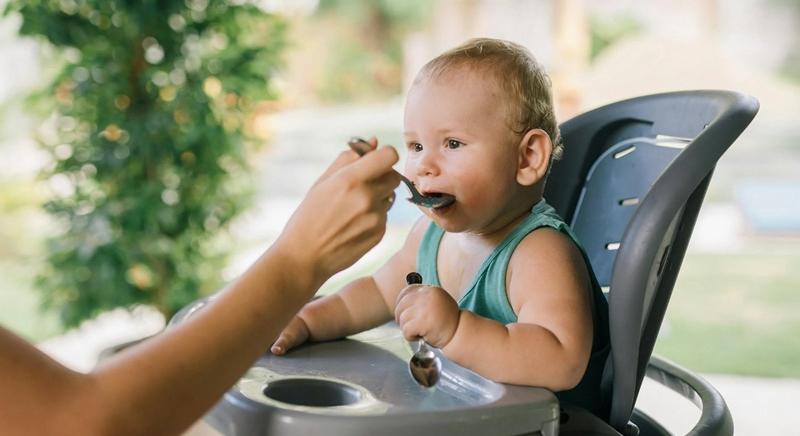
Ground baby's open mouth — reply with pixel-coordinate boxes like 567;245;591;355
421;191;456;209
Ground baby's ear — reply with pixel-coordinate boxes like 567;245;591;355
516;129;552;186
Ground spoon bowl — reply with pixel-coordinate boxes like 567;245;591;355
409;340;442;388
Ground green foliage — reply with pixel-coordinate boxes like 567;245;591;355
3;0;286;327
588;13;642;62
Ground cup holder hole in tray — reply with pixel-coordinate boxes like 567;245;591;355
262;378;364;407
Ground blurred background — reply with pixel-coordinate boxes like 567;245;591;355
1;0;798;434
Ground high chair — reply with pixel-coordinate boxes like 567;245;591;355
548;90;759;435
171;90;758;436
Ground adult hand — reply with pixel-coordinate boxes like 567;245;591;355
395;285;461;348
275;141;400;285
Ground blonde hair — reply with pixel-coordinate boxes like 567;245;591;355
415;37;563;162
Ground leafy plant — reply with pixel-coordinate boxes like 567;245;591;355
3;0;286;327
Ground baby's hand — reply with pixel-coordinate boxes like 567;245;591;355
394;285;460;348
270;315;310;355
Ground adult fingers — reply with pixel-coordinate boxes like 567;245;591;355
343;146;399;182
311;150;360;188
380;191;396;212
370;171;402;197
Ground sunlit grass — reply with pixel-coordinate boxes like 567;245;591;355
656;240;800;377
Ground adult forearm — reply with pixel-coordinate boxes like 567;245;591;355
91;245;323;436
91;147;400;434
442;311;586;390
0;327;93;436
0;245;319;436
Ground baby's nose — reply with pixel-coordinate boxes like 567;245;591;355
414;151;440;177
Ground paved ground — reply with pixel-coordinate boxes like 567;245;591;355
637;371;800;435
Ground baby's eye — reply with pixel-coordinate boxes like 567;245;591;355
446;139;464;149
408;142;423;152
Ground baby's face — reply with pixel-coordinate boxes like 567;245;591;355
403;69;522;234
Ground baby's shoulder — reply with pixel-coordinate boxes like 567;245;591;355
509;226;585;274
408;215;433;242
506;226;591;306
396;215;434;256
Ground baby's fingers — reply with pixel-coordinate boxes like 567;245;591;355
394;284;422;319
399;317;424;342
270;318;309;355
270;333;291;355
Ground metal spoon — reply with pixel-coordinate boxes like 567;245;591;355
347;137;455;209
405;272;442;388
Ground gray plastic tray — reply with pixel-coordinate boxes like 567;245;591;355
171;298;559;436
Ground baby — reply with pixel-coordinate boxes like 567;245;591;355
272;38;610;418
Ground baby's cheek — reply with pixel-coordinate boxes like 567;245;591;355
459;188;492;208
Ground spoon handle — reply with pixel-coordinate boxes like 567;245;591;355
405;272;427;352
406;272;423;285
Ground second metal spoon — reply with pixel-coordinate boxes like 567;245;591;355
404;272;442;388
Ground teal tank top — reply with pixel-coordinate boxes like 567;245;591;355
416;199;610;419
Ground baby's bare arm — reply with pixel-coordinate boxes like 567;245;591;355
270;270;392;354
298;276;392;342
275;216;431;351
442;228;594;391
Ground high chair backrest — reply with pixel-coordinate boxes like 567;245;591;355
544;90;759;433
